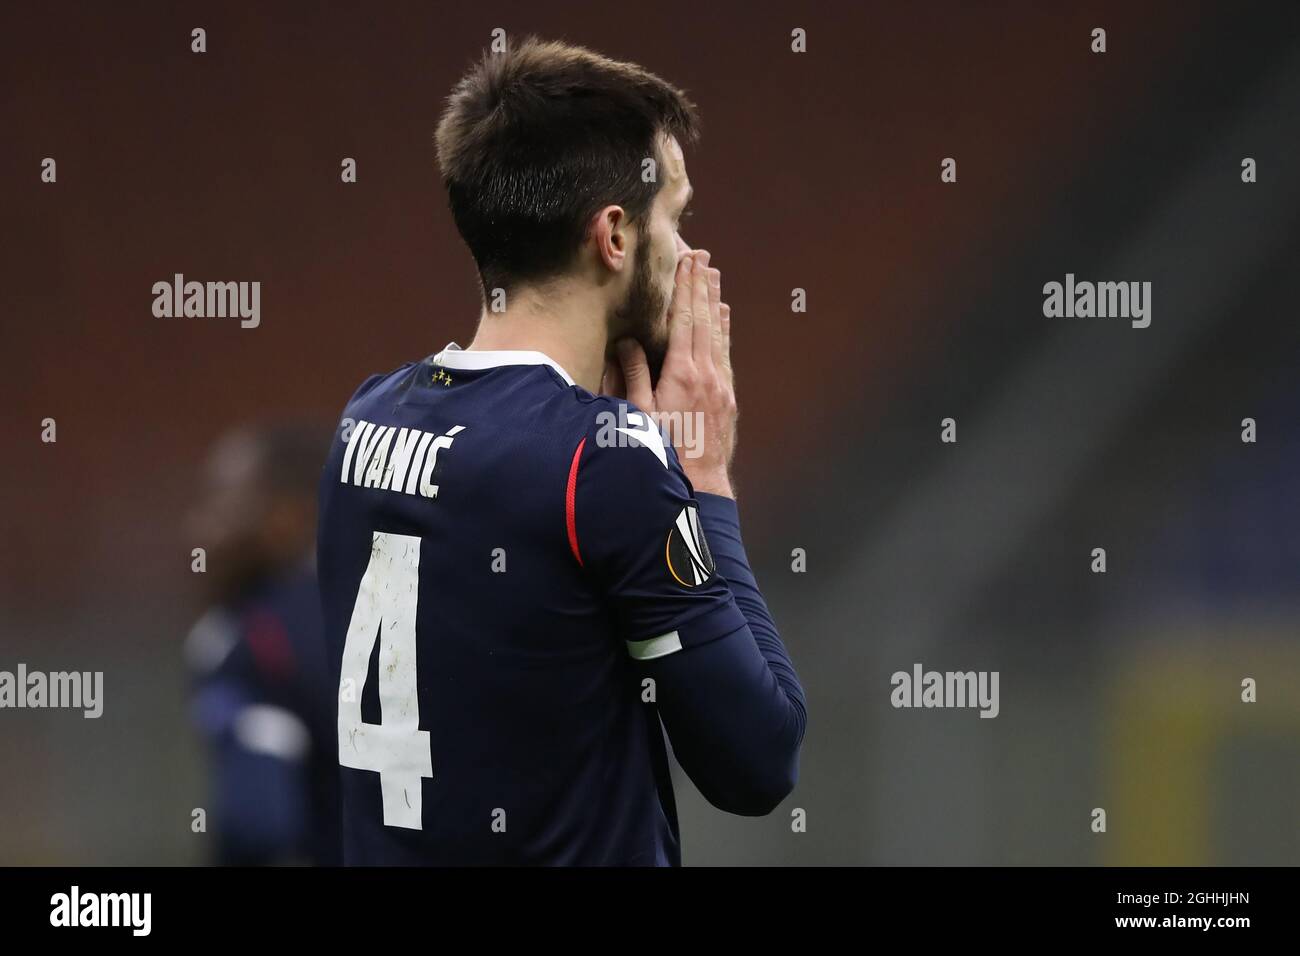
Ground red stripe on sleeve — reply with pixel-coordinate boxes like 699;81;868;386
565;437;586;567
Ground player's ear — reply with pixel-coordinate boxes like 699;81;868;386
591;204;630;274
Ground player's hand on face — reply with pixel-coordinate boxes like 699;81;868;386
615;249;737;498
600;356;626;399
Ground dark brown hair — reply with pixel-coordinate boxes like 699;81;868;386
435;37;700;296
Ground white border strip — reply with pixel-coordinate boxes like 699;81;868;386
626;630;684;661
434;343;576;386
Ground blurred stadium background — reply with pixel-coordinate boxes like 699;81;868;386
2;1;1297;864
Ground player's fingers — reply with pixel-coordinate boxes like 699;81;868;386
667;254;694;362
616;338;654;410
719;303;732;378
691;250;713;369
601;357;625;399
707;268;723;372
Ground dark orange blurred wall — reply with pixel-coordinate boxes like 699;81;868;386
1;1;1201;616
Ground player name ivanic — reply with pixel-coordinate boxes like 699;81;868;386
341;419;466;498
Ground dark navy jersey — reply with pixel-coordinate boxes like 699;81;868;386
317;344;750;865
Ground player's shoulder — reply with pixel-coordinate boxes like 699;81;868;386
565;396;703;575
572;394;686;495
340;360;424;415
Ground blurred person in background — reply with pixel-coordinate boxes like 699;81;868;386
184;423;341;865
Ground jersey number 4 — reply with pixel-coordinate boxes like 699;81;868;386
338;531;433;829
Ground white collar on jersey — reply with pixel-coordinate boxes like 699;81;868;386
432;342;577;387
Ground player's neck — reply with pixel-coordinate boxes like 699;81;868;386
466;280;607;392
